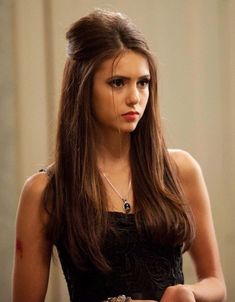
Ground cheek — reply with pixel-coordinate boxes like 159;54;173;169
92;91;115;121
93;85;113;106
141;90;149;106
138;91;149;118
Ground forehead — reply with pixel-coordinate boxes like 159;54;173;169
95;51;150;78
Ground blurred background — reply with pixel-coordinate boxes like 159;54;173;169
0;0;234;301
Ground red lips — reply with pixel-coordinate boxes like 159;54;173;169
122;111;139;116
122;111;139;121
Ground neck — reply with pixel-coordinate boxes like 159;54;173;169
95;129;131;172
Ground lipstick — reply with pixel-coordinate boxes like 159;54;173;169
122;111;139;121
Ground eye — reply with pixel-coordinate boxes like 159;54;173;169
108;78;125;88
138;78;150;88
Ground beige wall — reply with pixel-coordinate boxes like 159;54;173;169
0;1;17;301
1;0;234;301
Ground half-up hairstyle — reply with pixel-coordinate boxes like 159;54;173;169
43;9;195;272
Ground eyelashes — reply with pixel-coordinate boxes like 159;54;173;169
138;78;151;88
109;78;124;88
108;78;150;89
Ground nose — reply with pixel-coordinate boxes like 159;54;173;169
126;85;140;105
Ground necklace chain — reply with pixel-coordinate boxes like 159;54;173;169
101;172;132;213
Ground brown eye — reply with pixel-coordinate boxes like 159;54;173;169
138;79;150;88
109;78;125;88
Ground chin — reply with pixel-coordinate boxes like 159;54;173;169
121;125;138;133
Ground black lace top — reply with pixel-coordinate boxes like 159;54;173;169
56;212;184;302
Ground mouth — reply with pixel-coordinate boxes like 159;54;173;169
121;111;139;121
122;111;139;116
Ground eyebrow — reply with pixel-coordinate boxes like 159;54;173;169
107;74;151;81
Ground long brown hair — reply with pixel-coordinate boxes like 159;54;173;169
43;9;195;272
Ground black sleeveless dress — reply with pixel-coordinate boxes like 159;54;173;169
56;212;184;302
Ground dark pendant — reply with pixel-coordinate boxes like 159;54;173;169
123;199;131;214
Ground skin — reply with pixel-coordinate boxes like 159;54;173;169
12;51;226;302
92;51;150;135
92;51;150;211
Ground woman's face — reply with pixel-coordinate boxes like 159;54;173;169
92;50;150;134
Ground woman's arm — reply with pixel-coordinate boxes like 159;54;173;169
12;173;52;302
161;150;227;302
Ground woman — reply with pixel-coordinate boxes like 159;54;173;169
12;9;226;302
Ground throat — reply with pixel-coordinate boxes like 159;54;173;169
95;133;131;164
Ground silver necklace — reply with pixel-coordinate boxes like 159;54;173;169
101;172;132;214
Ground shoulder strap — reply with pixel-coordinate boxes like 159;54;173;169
39;168;52;177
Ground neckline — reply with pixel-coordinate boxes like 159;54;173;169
107;211;135;216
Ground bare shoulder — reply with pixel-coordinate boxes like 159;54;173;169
17;171;51;225
23;171;49;192
168;148;200;170
13;171;53;301
168;149;202;187
21;171;50;203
